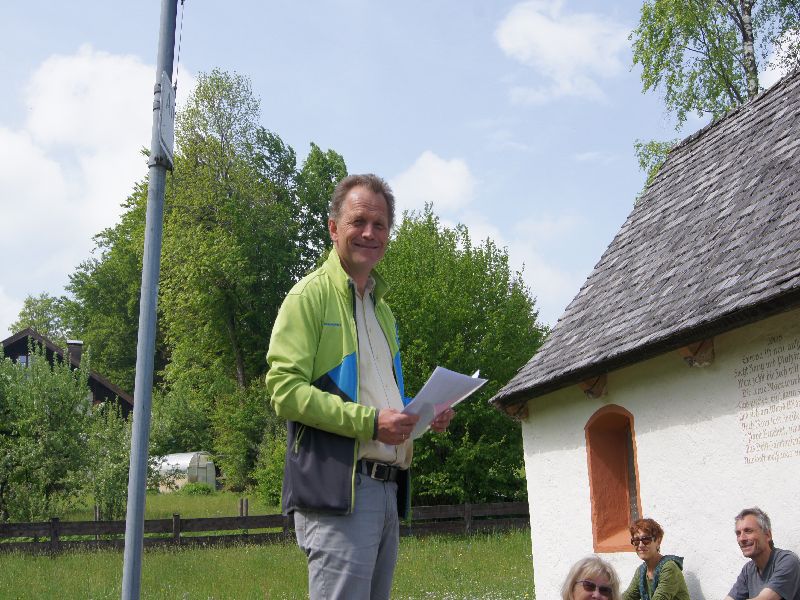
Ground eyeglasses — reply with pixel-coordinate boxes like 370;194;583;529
576;580;612;597
630;535;654;546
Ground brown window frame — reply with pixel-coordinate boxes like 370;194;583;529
584;404;642;552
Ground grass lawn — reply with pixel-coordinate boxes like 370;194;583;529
64;490;278;521
0;530;534;599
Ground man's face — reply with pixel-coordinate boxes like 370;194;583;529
329;185;390;281
735;514;772;561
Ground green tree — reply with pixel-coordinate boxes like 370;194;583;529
766;2;800;72
149;387;215;457
161;70;305;395
630;1;799;194
379;207;544;504
8;293;72;346
211;384;274;491
294;143;348;273
65;180;153;394
633;138;680;197
55;68;348;488
86;405;131;521
0;344;92;522
252;420;286;508
631;0;799;128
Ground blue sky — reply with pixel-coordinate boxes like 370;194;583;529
3;1;780;338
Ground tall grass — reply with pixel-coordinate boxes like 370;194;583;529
0;530;534;599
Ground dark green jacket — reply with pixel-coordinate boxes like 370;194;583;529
623;555;691;600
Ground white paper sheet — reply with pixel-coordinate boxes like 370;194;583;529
402;366;487;439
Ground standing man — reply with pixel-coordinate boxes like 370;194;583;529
266;174;454;600
725;507;800;600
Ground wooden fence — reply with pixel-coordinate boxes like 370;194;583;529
0;501;529;555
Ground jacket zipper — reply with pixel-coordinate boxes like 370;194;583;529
293;424;305;454
348;280;359;513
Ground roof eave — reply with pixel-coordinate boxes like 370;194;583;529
491;287;800;412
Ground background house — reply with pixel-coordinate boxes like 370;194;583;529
1;328;134;417
492;69;800;598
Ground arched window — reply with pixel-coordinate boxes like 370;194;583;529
585;405;641;552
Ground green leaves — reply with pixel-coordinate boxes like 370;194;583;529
631;0;800;130
380;207;545;504
8;293;72;347
0;343;91;521
631;0;749;128
633;137;680;197
86;404;131;521
161;70;344;395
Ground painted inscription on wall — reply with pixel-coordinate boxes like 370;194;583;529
735;334;800;464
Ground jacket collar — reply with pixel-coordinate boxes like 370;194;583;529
324;248;389;301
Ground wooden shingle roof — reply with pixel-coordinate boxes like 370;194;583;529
493;69;800;412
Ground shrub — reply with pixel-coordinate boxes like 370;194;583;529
180;482;215;496
0;344;92;522
87;404;131;521
253;424;286;507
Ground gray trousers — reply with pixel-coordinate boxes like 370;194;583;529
294;473;399;600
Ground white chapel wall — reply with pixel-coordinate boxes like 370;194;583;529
521;307;800;599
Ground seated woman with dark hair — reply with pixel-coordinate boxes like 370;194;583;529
623;518;690;600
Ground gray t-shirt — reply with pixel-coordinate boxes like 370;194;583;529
729;548;800;600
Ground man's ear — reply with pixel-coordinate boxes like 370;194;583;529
328;218;338;242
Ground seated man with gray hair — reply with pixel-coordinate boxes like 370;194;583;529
725;507;800;600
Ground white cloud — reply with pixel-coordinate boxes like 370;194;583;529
515;214;582;242
390;152;587;325
487;128;532;152
26;44;152;149
573;150;617;165
0;46;161;334
509;214;587;325
390;151;477;216
467;117;532;153
495;0;630;104
0;127;72;229
0;286;23;339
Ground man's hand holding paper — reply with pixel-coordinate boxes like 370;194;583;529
402;366;488;439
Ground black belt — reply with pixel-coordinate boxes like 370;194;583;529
358;459;401;482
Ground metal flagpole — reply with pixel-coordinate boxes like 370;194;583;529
121;0;178;597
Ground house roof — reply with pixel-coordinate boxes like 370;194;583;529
1;328;134;411
492;69;800;411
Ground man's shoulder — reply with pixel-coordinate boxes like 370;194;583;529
738;557;757;579
773;547;800;568
288;265;329;297
288;251;349;298
738;548;800;581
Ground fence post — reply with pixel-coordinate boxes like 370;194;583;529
94;505;101;542
238;498;243;517
172;513;181;544
464;503;472;535
283;515;292;538
244;498;249;517
49;517;60;554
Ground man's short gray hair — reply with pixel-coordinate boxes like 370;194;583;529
329;174;395;229
735;507;774;548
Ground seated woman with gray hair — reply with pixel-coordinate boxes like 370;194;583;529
561;555;621;600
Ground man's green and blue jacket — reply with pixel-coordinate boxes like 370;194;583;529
266;250;411;517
